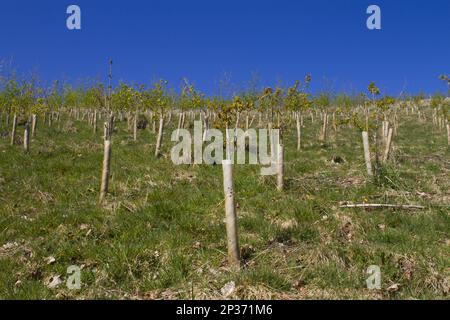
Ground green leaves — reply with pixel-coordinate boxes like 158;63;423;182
111;82;137;112
179;81;204;112
150;79;173;114
375;96;396;112
285;80;311;112
314;93;330;110
367;81;380;96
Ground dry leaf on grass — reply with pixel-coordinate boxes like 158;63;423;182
387;283;400;292
0;242;19;257
44;256;56;265
45;275;62;289
220;281;236;298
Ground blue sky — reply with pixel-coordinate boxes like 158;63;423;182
0;0;449;96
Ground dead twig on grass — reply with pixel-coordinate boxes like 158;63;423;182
339;202;425;210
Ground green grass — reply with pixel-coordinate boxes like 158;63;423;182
0;114;449;299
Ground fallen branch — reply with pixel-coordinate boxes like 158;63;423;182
339;203;425;210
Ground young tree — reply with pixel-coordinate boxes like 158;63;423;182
284;80;311;150
148;80;172;157
314;92;330;143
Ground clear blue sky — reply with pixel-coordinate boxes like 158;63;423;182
1;0;449;96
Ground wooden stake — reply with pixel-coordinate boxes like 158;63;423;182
296;113;301;151
99;123;112;203
222;159;240;268
108;114;115;137
23;122;30;152
362;131;373;176
155;115;164;157
203;113;209;142
332;112;337;133
339;203;425;210
127;112;132;132
31;114;37;138
133;111;138;141
10;114;17;146
277;144;284;191
447;123;450;146
249;114;255;128
384;121;390;142
176;112;183;140
93;110;97;134
320;113;328;142
382;128;394;163
181;112;186;129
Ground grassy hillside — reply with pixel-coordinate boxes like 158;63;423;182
0;114;448;299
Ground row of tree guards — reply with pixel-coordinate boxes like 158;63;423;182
3;99;449;268
7;105;449;157
8;114;36;152
361;120;395;177
5;104;449;179
5;104;450;187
